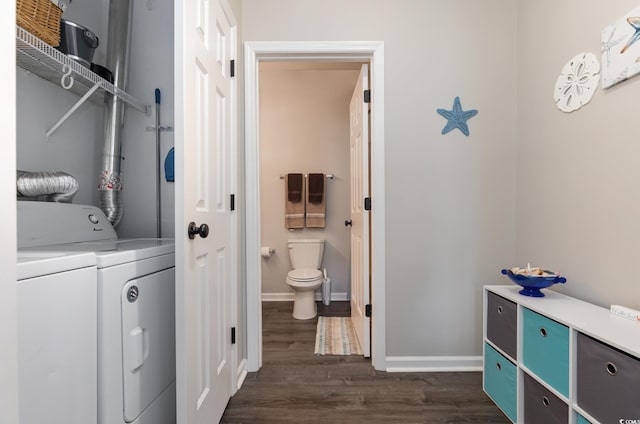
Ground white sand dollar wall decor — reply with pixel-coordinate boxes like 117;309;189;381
553;52;600;113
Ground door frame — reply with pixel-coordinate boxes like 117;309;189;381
244;41;386;371
1;5;18;420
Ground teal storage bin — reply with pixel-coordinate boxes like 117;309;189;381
522;308;569;397
484;343;517;422
577;413;591;424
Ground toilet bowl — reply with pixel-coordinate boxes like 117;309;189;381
286;269;324;319
285;239;325;320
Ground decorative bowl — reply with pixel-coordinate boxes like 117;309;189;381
501;268;566;297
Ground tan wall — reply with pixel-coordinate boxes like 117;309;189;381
244;0;518;357
259;68;359;297
516;0;640;309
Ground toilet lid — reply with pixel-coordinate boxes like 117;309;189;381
288;268;322;281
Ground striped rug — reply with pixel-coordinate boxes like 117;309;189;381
314;316;362;355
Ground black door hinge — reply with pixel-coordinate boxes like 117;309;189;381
365;304;372;317
364;197;371;211
230;194;235;211
230;60;236;78
231;327;236;344
363;89;371;103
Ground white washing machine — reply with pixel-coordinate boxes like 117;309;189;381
18;201;176;424
16;250;97;424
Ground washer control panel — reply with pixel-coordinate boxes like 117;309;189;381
18;201;118;248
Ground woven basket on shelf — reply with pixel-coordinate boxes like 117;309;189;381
16;0;62;47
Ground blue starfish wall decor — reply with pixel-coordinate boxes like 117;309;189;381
436;96;478;137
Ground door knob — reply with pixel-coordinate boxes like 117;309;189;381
344;220;352;227
188;222;210;239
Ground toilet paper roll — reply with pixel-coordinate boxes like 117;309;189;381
261;247;275;258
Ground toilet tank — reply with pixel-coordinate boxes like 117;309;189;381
287;239;325;269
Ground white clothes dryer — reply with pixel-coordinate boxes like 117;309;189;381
18;201;176;424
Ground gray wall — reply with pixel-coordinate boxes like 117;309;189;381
242;0;518;357
17;0;174;238
516;0;640;310
259;67;358;298
14;0;640;378
16;1;107;207
118;0;175;238
17;69;102;206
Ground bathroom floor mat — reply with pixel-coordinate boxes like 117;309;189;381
314;316;362;355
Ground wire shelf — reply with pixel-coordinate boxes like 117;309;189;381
16;26;149;114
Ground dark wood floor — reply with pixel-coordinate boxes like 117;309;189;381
221;301;509;423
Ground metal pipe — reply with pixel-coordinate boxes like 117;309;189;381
17;170;79;203
279;174;335;179
98;0;134;226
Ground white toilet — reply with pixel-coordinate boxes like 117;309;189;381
286;239;325;319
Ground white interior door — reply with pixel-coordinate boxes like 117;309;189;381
350;64;371;357
176;0;236;422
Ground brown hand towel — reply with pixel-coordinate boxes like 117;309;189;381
287;173;303;202
306;173;326;228
307;173;324;204
285;173;305;229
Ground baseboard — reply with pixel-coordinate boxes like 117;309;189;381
385;356;482;372
236;358;248;391
320;292;348;302
261;292;348;302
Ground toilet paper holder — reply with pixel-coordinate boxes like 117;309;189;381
261;247;276;257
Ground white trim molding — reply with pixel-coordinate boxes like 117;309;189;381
0;2;18;418
385;356;483;373
244;43;262;372
225;2;240;397
261;292;349;302
244;41;386;372
236;359;248;391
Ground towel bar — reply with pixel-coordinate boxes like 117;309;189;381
279;174;334;179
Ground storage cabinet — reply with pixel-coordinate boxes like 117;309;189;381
483;285;640;424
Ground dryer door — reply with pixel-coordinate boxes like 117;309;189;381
121;268;176;423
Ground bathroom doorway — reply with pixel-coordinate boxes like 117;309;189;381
244;42;386;372
258;60;361;300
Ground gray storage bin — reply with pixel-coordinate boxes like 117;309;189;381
487;292;517;359
577;332;640;424
523;372;568;424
